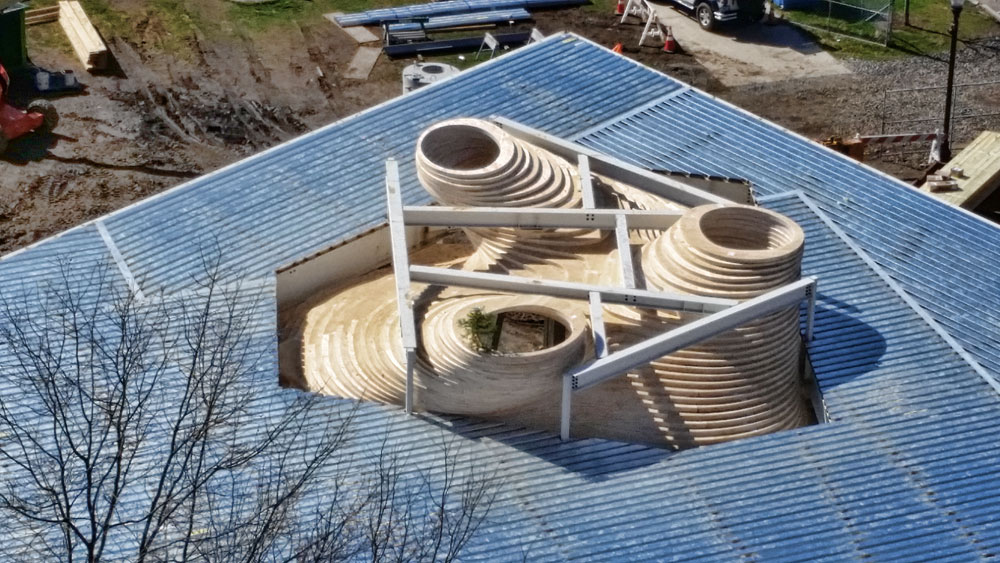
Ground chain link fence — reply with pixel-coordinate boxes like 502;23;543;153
780;0;894;46
871;80;1000;161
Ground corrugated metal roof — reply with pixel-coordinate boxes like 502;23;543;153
2;34;1000;560
96;36;682;294
335;0;585;27
388;9;531;32
574;87;1000;387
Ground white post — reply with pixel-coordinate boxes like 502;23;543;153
805;279;817;342
385;159;419;414
615;213;636;289
405;349;416;414
560;374;573;440
579;154;596;209
589;291;608;359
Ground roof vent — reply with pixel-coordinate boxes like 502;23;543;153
402;62;459;94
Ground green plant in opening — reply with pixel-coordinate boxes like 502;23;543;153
458;308;498;353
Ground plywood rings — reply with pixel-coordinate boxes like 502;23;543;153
416;296;588;414
415;118;605;265
619;203;808;447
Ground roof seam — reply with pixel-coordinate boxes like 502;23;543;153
570;86;691;141
95;220;145;300
785;191;1000;397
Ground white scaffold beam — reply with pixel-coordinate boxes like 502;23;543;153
401;206;683;230
562;291;609;440
589;291;608;359
579;154;596;209
493;117;735;207
805;280;817;342
384;159;418;413
615;213;636;289
409;265;738;314
568;277;817;391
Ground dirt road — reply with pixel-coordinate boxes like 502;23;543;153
642;1;850;86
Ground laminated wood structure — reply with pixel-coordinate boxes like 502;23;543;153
59;1;108;71
300;117;816;448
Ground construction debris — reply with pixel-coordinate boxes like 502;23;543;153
383;31;531;58
921;130;1000;208
59;1;109;71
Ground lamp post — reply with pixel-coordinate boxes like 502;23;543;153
940;0;965;163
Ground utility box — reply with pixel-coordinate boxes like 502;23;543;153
0;3;28;69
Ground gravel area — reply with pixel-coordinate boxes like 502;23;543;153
718;37;1000;177
848;38;1000;144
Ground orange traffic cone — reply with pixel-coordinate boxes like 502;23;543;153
612;42;624;53
662;26;677;53
615;0;626;15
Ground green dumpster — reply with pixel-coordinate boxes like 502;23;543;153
0;3;27;69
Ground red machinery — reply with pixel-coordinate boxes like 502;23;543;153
0;63;58;153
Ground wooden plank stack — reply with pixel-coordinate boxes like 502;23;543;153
26;6;60;26
58;1;109;70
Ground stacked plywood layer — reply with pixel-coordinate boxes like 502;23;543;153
59;1;108;70
26;6;60;26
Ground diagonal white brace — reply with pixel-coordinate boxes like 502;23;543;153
409;265;738;314
493;116;734;207
569;277;818;391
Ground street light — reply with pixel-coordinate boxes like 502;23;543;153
940;0;965;163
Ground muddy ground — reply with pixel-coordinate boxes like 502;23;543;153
1;1;997;254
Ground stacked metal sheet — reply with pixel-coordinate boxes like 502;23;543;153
386;8;531;32
336;0;585;27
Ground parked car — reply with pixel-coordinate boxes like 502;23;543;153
670;0;765;30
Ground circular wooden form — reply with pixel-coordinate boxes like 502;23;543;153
623;203;808;446
301;121;810;445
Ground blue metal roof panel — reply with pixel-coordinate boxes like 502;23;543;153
100;37;682;293
2;35;1000;560
577;90;1000;387
336;0;585;27
388;9;531;31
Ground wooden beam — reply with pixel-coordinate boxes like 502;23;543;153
59;1;109;71
26;6;60;26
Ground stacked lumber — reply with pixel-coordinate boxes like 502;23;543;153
26;6;60;26
58;1;109;71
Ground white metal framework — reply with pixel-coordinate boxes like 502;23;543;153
383;119;816;438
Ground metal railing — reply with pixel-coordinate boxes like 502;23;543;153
786;0;894;47
881;80;1000;140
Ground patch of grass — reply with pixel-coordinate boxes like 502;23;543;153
78;0;132;39
781;0;999;59
430;53;486;71
583;0;616;13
